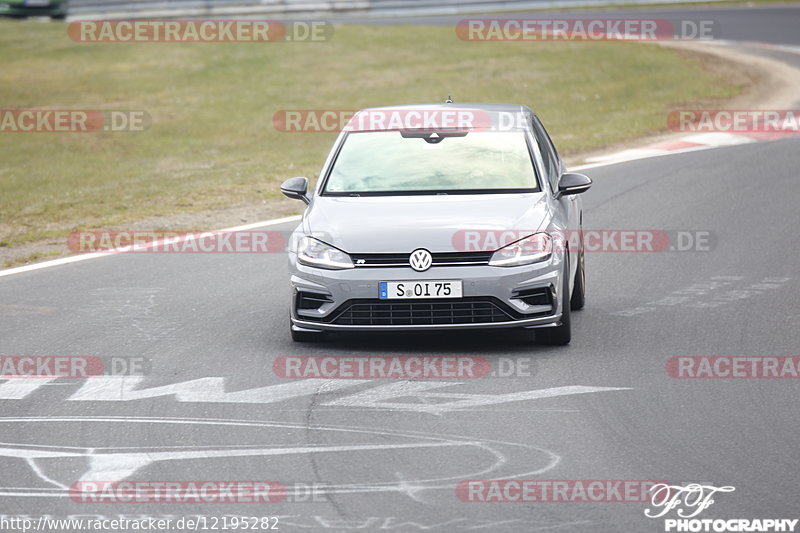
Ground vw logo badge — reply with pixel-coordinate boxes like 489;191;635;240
409;249;433;272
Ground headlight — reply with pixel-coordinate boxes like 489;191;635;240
296;236;354;270
489;233;552;267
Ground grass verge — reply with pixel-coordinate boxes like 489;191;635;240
0;19;746;261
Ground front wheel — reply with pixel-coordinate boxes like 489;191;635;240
570;247;585;310
536;261;572;346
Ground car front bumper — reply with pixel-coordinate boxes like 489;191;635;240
288;252;566;332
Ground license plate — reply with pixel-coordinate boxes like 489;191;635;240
24;0;50;6
379;280;462;300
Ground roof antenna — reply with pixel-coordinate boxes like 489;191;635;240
445;96;453;104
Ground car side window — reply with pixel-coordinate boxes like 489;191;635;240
531;116;562;193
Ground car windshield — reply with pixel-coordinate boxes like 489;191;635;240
322;130;539;195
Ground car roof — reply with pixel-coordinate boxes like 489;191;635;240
357;102;534;115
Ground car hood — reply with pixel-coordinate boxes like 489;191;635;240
304;193;550;253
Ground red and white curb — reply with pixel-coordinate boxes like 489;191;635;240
579;131;782;167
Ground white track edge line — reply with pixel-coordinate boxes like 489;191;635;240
0;215;302;278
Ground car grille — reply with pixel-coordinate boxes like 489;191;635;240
351;251;493;268
304;297;534;326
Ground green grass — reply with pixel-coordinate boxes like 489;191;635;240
0;19;744;249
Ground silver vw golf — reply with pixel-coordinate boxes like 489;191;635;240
280;102;592;344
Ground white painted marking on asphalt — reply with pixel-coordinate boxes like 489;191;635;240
0;416;562;499
6;441;479;493
324;382;632;415
67;376;368;403
77;442;471;483
0;376;633;415
0;215;301;278
26;458;69;490
81;454;152;485
0;379;57;399
59;377;630;415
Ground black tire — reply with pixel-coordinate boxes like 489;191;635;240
536;260;572;346
290;320;327;343
570;247;585;311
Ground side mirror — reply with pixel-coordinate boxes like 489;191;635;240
280;176;310;204
557;172;592;197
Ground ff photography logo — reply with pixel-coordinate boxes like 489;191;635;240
645;483;798;532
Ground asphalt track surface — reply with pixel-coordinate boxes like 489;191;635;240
1;5;800;533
